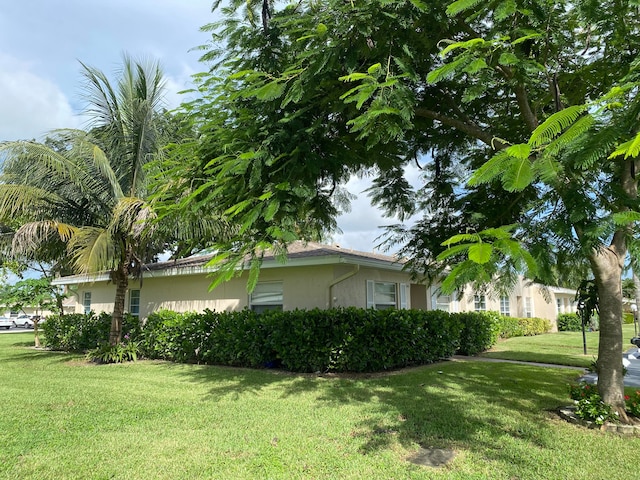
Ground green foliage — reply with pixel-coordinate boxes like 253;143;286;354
140;308;463;373
623;312;635;324
625;390;640;418
557;313;582;332
42;312;141;351
455;311;501;356
569;382;619;425
499;316;552;338
87;340;140;364
0;277;59;314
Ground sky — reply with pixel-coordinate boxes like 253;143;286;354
0;1;420;255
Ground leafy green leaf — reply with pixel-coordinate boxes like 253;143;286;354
253;81;285;101
445;0;484;17
468;243;492;264
529;105;588;147
440;38;485;57
367;63;382;74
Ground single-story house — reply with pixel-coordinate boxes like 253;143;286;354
52;242;575;329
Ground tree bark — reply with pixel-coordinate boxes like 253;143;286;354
110;267;128;346
589;247;628;421
634;272;640;322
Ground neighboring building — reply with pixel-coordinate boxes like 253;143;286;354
53;242;575;328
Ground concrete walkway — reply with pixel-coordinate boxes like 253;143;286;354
579;347;640;387
453;352;640;387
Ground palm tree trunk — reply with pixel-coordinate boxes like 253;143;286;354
110;268;128;346
634;272;640;325
590;248;628;421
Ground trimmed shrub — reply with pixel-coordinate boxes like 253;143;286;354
557;313;582;332
499;316;552;338
455;311;501;356
140;307;463;373
42;312;141;351
623;312;635;324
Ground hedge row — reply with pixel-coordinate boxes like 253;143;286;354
42;308;551;373
42;312;141;351
499;316;552;338
139;308;464;372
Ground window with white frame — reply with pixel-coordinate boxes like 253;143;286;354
83;292;92;314
474;295;486;312
250;282;283;313
129;290;141;317
366;281;408;310
556;298;562;314
500;296;510;316
524;296;533;318
435;294;451;312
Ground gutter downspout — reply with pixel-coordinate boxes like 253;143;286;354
328;265;360;308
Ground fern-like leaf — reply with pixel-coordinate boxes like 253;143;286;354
612;210;640;226
609;131;640;159
502;157;533;191
528;105;588;147
445;0;484;17
468;149;512;186
426;57;467;84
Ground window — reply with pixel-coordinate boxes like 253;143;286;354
129;290;140;317
366;281;409;310
83;292;92;315
474;295;486;312
250;282;283;313
556;298;562;314
524;296;533;318
500;296;510;316
436;295;451;312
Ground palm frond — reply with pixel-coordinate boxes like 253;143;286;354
68;227;119;274
12;221;78;256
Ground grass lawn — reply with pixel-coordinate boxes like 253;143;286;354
480;323;638;368
2;333;640;479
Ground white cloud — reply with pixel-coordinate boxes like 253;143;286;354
333;167;424;253
0;55;80;141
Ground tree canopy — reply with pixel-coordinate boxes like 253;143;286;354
168;0;640;417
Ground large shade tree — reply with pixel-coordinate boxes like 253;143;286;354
0;56;175;345
170;0;640;418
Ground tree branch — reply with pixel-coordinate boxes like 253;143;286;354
414;107;508;150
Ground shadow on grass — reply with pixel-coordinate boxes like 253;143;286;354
176;358;583;471
478;350;594;368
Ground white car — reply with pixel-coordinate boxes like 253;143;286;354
14;315;34;328
0;317;13;329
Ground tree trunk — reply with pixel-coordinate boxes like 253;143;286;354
589;248;628;421
33;316;41;348
634;272;640;325
110;267;128;346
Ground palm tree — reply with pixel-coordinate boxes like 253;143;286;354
0;55;170;345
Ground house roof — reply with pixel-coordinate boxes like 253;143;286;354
52;242;405;285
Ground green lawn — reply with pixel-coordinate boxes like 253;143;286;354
1;333;640;479
480;323;638;367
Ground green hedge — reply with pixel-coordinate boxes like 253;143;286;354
456;311;501;356
140;308;464;373
557;313;582;332
42;312;141;351
499;316;552;338
43;307;553;372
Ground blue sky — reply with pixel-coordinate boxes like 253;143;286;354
0;1;419;260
